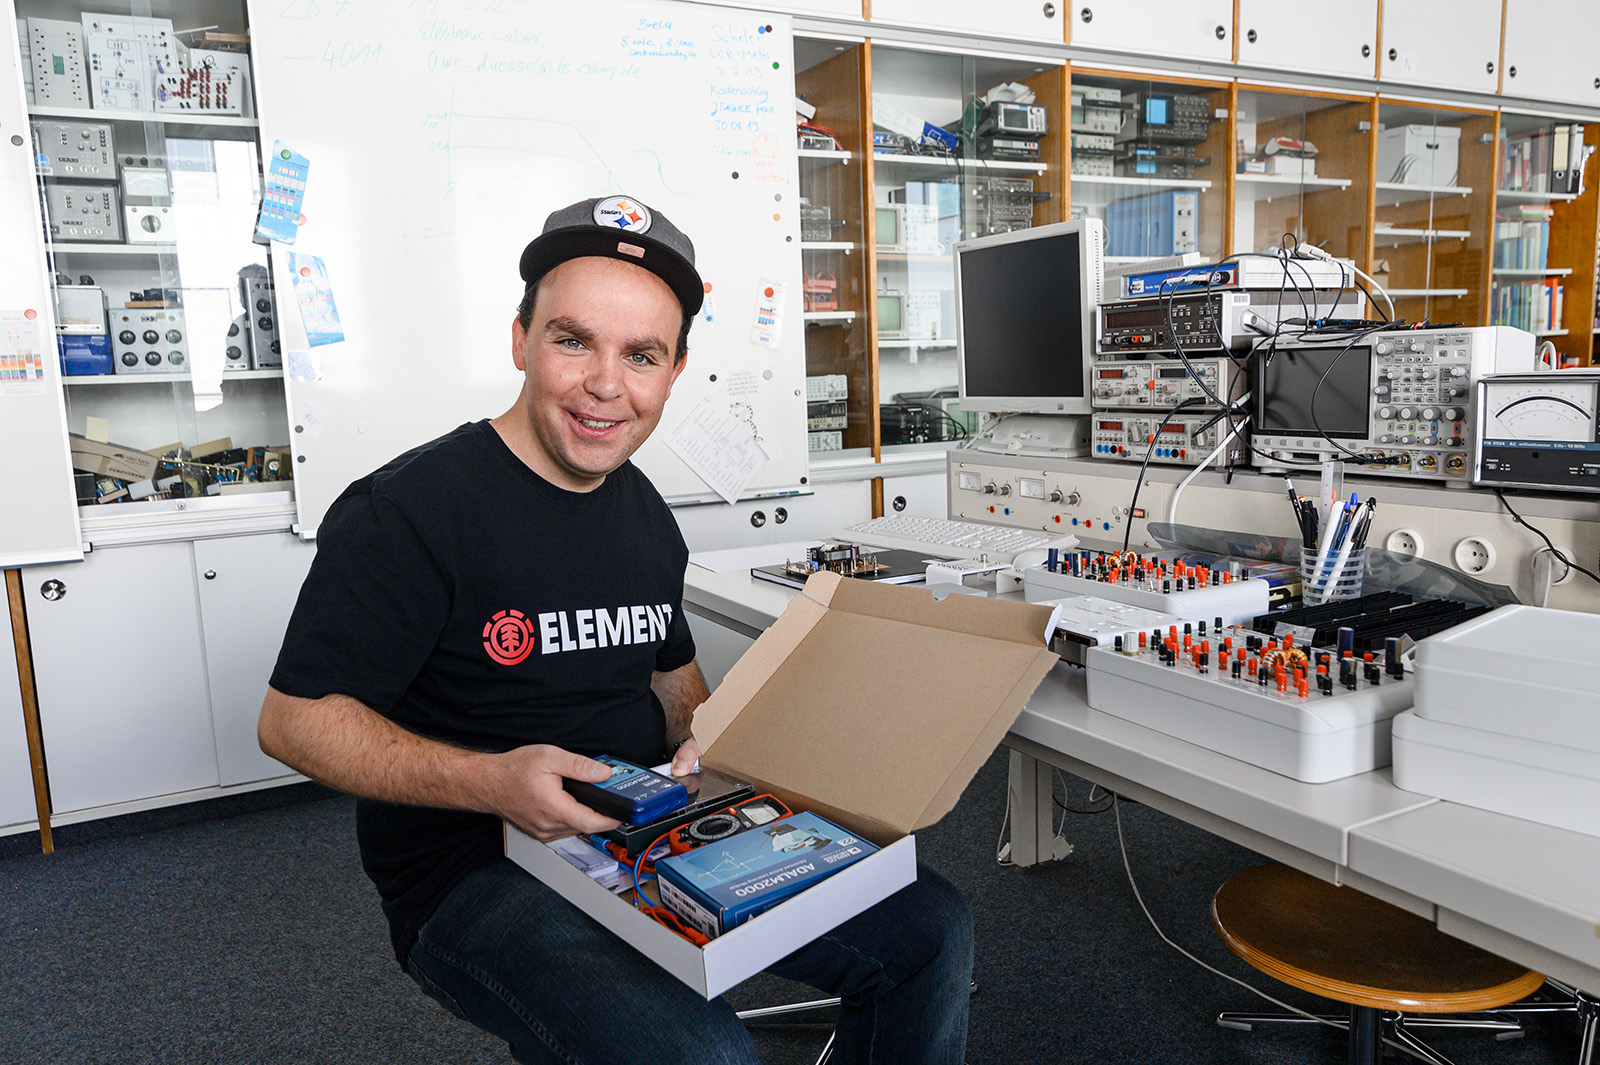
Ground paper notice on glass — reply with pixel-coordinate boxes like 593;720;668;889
0;311;48;397
666;398;770;504
749;277;785;349
287;252;345;346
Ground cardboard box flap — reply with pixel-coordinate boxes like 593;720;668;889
698;573;1059;836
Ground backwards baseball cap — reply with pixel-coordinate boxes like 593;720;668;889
519;195;704;316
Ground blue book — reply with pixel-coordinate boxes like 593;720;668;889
655;812;878;938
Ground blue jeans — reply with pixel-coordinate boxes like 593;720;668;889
406;857;973;1064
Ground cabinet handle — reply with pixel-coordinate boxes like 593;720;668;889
1486;61;1495;74
892;495;908;512
1215;25;1226;39
1508;66;1517;78
750;510;767;528
1042;2;1056;16
204;570;217;580
39;579;66;602
1362;44;1371;57
1246;28;1257;44
774;507;788;524
1388;47;1397;61
1080;7;1092;22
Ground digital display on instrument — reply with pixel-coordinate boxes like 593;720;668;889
1159;367;1187;378
1160;423;1185;433
1256;345;1372;439
1099;421;1123;430
1098;368;1125;378
1101;305;1167;329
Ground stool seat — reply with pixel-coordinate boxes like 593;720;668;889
1213;863;1544;1014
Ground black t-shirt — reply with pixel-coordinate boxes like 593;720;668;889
269;421;695;964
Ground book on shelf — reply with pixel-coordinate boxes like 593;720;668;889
1499;124;1586;196
1493;208;1552;272
1492;277;1563;333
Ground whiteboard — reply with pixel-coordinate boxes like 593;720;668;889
247;0;808;536
0;7;83;567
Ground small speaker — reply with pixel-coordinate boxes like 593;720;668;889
241;274;280;369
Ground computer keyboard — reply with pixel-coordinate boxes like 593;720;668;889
839;515;1076;562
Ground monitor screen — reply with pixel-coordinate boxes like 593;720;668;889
955;219;1103;416
1256;345;1372;439
875;205;902;246
877;292;903;333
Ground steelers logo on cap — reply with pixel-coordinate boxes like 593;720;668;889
593;196;652;233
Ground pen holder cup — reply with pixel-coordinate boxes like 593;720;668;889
1300;548;1365;606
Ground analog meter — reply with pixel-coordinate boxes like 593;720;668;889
1474;371;1600;493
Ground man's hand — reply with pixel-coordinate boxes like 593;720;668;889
670;736;702;777
490;745;622;842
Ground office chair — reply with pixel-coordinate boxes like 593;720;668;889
1211;863;1545;1065
737;978;979;1065
737;995;840;1065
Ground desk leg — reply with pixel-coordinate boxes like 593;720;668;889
1007;749;1057;868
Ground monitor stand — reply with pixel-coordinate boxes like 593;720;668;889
968;414;1090;457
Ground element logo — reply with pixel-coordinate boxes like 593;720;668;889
593;196;652;233
482;608;536;665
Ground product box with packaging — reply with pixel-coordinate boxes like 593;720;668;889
506;572;1059;998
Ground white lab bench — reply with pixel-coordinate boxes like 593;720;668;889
682;561;1600;996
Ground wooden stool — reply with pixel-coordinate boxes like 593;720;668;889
1211;863;1545;1065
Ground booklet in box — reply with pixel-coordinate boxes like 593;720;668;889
506;571;1059;999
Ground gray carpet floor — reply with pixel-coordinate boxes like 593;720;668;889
0;748;1581;1064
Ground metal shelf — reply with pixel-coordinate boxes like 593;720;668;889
1492;268;1574;278
1374;182;1474;206
1496;189;1579;203
1372;227;1472;244
803;311;857;323
63;369;284;385
798;148;852;162
1386;288;1471;298
800;241;857;252
29;104;257;129
47;242;176;257
872;153;1045;174
1233;173;1352;201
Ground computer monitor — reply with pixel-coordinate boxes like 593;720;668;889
954;218;1104;416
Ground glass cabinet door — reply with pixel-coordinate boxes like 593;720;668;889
1492;112;1596;366
1372;102;1495;329
794;37;872;457
1232;88;1374;303
20;0;291;512
1066;69;1229;270
869;45;1066;454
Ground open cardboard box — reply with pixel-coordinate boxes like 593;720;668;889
506;571;1059;999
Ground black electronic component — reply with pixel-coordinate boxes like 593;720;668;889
562;756;689;826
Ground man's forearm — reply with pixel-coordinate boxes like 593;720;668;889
651;659;710;745
259;687;500;812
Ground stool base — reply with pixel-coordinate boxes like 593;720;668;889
1217;1003;1525;1065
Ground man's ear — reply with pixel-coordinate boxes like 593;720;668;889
511;318;528;371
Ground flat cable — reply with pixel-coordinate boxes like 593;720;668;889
1111;796;1417;1057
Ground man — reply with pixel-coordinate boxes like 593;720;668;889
259;195;973;1064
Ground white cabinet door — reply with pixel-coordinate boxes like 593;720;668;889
871;0;1064;42
672;479;872;553
716;0;862;15
1069;0;1233;63
881;472;949;520
1502;0;1600;108
1379;0;1502;95
193;533;315;787
0;597;39;833
27;543;219;814
1237;0;1378;80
